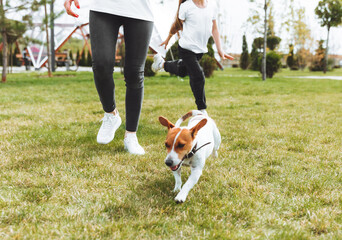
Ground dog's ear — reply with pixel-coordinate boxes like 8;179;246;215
159;116;175;129
190;119;207;139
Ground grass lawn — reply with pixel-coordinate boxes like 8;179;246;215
0;68;341;239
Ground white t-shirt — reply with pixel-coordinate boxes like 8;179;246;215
90;0;154;22
178;0;218;54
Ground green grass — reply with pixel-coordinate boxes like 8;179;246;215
0;68;341;239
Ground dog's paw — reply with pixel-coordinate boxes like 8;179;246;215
174;193;187;203
173;185;182;193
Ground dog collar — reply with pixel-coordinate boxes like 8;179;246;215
182;142;211;160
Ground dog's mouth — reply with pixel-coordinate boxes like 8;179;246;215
170;161;183;171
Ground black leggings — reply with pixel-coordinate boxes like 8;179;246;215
89;11;153;132
164;45;206;110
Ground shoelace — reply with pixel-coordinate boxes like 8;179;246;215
101;115;115;130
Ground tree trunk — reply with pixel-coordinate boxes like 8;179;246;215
50;0;55;72
44;2;52;77
262;0;267;81
1;31;7;82
324;27;330;74
1;0;7;82
10;43;13;73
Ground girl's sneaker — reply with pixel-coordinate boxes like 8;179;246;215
151;54;165;72
124;133;145;155
97;112;122;144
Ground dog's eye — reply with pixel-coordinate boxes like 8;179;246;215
177;143;185;148
165;143;170;148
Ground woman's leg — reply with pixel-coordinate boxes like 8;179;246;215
122;18;153;132
179;47;207;110
89;11;121;113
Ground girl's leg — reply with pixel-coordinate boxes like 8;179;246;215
89;11;121;113
179;47;207;110
164;60;188;77
123;18;153;132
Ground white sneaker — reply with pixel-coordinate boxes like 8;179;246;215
97;112;122;144
151;54;165;72
124;134;145;155
199;109;208;116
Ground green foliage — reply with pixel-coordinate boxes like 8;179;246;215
310;40;326;71
76;50;80;66
144;57;156;77
200;54;217;78
253;37;264;50
267;36;281;50
259;51;282;78
315;0;342;30
165;40;179;62
86;50;92;67
79;51;86;66
249;43;261;71
240;35;250;70
287;44;299;70
69;50;74;65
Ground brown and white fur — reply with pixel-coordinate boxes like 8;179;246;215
159;110;221;203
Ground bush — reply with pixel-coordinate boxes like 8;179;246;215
200;54;216;78
259;51;282;78
240;35;250;70
165;41;179;62
250;43;261;71
144;57;156;77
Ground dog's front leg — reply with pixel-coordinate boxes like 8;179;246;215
175;166;202;203
172;168;182;192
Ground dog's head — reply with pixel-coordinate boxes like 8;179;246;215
159;116;207;171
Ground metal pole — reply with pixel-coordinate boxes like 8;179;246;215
50;0;55;72
262;0;267;81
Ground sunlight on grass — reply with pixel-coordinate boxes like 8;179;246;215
0;68;341;239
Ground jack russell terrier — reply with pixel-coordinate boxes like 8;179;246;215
159;110;221;203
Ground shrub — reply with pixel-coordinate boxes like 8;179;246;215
309;40;325;71
165;41;179;62
250;43;261;71
240;35;250;70
267;36;281;50
259;51;282;78
200;54;216;78
144;57;156;77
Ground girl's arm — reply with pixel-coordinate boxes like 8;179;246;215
212;20;234;60
160;20;184;49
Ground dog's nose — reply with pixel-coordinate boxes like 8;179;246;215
165;159;173;167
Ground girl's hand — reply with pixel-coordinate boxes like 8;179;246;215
64;0;80;18
160;35;172;49
218;51;234;60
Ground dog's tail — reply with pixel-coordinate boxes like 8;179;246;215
175;110;204;127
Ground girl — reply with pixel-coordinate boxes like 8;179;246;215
152;0;234;114
64;0;154;155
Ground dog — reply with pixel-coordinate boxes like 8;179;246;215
159;110;221;203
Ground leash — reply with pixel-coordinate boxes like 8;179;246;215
182;142;211;160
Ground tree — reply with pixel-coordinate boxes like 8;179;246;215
250;42;261;71
240;35;250;70
310;40;326;71
248;0;269;81
0;0;35;82
286;44;298;70
315;0;342;73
